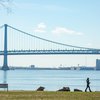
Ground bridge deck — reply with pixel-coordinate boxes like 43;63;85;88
0;49;100;55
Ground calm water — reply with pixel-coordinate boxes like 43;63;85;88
0;70;100;91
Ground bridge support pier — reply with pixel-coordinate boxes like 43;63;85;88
2;24;9;71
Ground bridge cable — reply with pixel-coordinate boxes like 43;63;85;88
7;25;99;50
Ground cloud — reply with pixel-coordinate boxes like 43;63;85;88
86;43;93;47
34;23;46;33
52;27;83;35
52;27;83;36
34;23;83;36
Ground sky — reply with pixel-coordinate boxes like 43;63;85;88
0;0;100;67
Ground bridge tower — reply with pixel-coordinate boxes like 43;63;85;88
2;24;9;71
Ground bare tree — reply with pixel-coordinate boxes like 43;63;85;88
0;0;12;13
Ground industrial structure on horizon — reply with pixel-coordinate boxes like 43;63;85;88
96;59;100;70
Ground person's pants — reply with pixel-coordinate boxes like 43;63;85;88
85;86;91;92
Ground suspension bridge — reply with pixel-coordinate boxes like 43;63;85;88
0;24;100;71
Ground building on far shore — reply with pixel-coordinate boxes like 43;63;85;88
96;59;100;70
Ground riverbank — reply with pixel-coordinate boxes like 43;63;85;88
0;91;100;100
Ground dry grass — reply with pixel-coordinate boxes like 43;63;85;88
0;91;100;100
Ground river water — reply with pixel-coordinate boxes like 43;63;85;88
0;70;100;91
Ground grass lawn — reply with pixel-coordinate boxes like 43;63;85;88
0;91;100;100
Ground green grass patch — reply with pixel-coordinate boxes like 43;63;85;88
0;91;100;100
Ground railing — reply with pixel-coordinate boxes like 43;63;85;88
0;49;100;55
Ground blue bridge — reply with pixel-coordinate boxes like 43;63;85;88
0;24;100;70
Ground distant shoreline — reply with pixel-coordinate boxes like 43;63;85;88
0;66;98;70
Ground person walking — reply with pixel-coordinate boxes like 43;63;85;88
85;77;92;92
